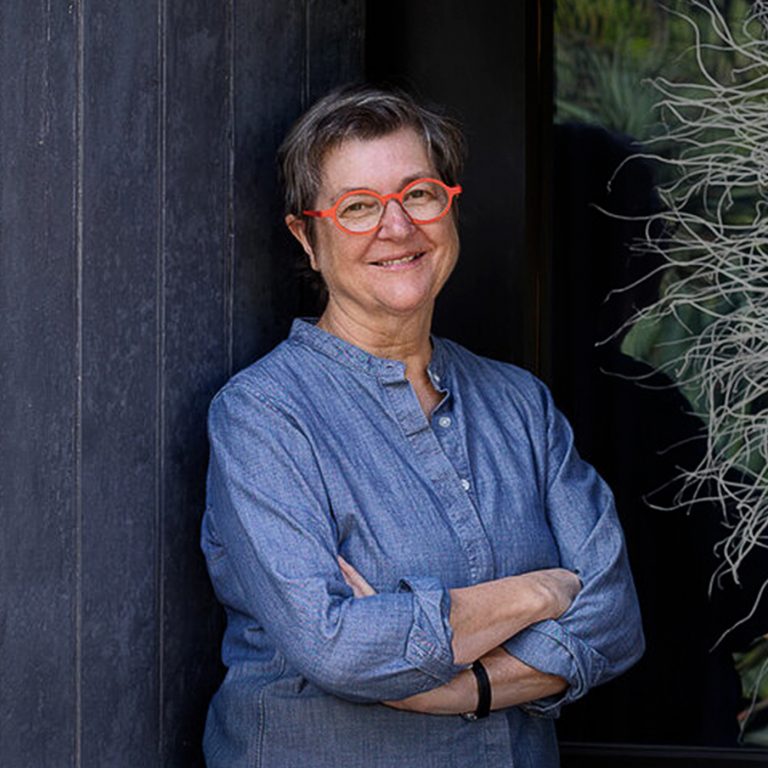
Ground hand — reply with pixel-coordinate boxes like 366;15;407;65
522;568;581;620
338;556;376;597
448;566;582;665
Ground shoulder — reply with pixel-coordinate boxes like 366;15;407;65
208;337;313;436
225;334;307;395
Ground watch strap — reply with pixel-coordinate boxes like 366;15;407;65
462;660;491;720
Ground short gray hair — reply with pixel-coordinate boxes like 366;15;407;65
278;84;466;222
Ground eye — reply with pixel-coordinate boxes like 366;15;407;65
404;187;435;202
338;195;380;220
344;201;373;213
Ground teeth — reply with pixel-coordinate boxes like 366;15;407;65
376;252;423;266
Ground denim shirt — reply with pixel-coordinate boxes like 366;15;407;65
201;318;644;768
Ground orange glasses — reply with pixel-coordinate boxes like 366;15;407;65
303;177;462;235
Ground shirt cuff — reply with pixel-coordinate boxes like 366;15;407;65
503;620;607;718
397;576;467;683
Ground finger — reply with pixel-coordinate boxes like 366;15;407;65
337;558;363;596
339;557;375;596
337;556;376;597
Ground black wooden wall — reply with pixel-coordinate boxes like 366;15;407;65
0;2;362;766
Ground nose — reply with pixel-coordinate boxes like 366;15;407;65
377;199;416;238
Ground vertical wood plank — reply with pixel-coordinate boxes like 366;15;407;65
230;0;306;371
0;2;78;765
160;1;230;764
231;0;366;372
79;0;161;763
306;0;365;101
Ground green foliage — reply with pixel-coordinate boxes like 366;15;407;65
555;0;755;140
555;0;666;56
556;0;666;139
556;44;661;139
734;636;768;745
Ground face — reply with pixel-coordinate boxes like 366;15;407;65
286;127;459;326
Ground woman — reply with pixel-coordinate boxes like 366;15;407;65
201;84;644;768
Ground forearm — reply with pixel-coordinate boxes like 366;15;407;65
448;569;579;665
333;557;578;702
483;646;567;709
385;646;567;715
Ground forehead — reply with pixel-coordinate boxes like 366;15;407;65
318;127;434;198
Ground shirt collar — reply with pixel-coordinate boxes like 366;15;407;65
289;318;446;385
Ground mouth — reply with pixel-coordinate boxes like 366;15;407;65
370;251;426;269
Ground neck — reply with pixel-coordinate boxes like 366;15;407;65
317;299;434;380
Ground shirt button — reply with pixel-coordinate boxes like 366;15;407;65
433;373;441;383
460;478;471;491
438;416;452;428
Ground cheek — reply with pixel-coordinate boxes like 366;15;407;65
441;225;460;269
310;228;338;273
311;230;361;281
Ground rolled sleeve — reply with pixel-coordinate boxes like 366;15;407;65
503;620;607;716
398;576;465;683
503;381;644;715
204;383;465;703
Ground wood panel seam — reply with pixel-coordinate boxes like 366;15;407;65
74;0;85;765
156;0;168;758
226;0;235;378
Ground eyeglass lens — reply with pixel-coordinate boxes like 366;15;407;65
336;180;450;232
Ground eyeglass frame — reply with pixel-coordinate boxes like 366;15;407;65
302;176;462;235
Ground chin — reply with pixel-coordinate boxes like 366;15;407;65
374;290;435;318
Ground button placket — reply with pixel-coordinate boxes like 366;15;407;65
382;376;492;583
432;396;475;500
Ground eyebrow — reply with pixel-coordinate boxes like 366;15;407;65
327;172;434;205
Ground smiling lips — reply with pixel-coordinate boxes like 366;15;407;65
371;251;426;268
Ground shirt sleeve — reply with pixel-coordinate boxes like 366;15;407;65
502;380;645;717
204;382;466;703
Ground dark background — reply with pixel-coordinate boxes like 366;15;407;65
2;1;765;765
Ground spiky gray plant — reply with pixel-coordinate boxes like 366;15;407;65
608;0;768;613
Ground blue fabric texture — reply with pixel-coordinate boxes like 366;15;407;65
201;318;644;768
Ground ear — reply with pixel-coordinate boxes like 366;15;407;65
285;214;320;272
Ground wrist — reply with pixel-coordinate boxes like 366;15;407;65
461;660;492;721
517;572;557;623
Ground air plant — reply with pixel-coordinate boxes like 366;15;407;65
605;0;768;743
613;0;768;600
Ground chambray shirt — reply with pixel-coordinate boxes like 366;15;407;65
201;318;643;768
